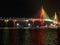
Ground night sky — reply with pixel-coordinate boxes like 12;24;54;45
0;0;60;19
17;0;60;19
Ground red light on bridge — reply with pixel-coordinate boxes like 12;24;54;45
28;19;44;23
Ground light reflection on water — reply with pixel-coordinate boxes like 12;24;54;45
0;27;59;45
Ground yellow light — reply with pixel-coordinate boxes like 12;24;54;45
22;20;29;22
4;20;9;22
25;20;29;22
54;12;59;22
49;24;57;28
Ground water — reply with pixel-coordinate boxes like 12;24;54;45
30;28;45;45
0;27;59;45
45;28;58;45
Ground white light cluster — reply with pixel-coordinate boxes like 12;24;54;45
4;20;9;22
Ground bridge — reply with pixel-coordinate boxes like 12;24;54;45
0;18;59;29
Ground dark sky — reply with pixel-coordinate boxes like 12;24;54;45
0;0;60;19
16;0;60;18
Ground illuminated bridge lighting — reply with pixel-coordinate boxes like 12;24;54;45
28;23;31;27
28;18;44;23
16;23;20;28
0;18;59;29
4;20;9;22
13;20;17;22
0;6;60;29
16;23;20;26
28;23;32;28
53;12;60;24
33;6;50;20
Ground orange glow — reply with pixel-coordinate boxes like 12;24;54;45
40;6;44;19
33;6;44;19
13;20;17;23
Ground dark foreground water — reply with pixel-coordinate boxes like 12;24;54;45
0;28;60;45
